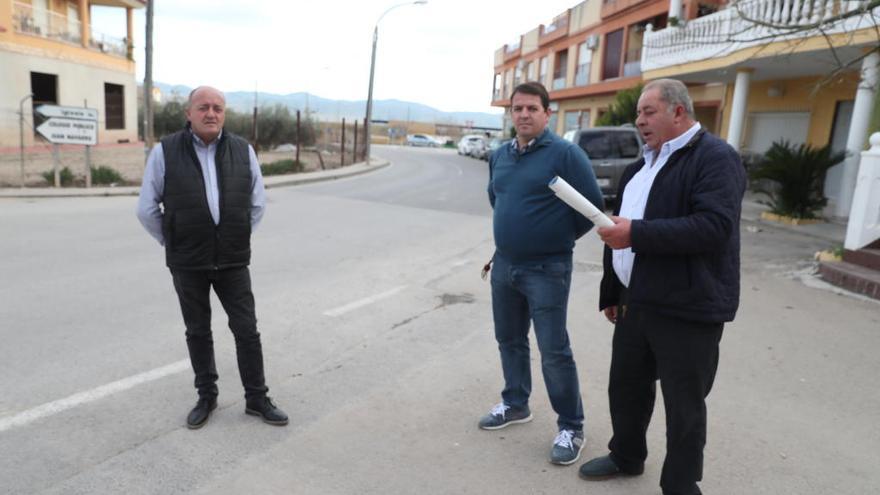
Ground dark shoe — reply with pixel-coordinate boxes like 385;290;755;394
550;429;584;465
578;454;644;480
245;396;288;426
186;397;217;429
478;402;533;430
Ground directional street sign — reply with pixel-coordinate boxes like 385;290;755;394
36;117;98;145
36;105;98;122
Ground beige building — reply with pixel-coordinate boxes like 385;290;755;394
0;0;144;148
493;0;879;220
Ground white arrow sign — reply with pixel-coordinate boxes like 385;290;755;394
36;117;98;145
36;105;98;121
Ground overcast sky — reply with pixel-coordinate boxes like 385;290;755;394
89;0;580;115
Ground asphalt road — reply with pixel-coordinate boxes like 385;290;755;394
0;145;878;494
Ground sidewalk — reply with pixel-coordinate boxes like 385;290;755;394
0;157;390;199
740;191;846;244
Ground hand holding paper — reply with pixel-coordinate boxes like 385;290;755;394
548;176;614;228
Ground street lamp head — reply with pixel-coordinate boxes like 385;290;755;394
414;1;428;4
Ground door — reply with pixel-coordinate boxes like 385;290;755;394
744;112;810;154
823;100;854;204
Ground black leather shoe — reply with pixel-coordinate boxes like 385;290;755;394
186;397;217;429
245;396;288;426
579;455;644;480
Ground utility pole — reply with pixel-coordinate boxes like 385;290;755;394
143;0;154;153
18;93;33;188
252;84;259;154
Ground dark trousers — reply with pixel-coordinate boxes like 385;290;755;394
491;255;584;431
607;301;723;495
170;266;268;401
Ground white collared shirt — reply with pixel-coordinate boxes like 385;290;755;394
612;122;701;287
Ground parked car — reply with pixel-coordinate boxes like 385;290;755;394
564;126;644;201
457;135;486;156
406;134;437;147
482;137;506;161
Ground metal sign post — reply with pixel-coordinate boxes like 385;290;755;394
34;105;98;187
35;117;97;146
52;144;60;187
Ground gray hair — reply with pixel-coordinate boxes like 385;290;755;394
186;86;225;108
643;79;694;118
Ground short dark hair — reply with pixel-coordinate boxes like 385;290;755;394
510;81;550;110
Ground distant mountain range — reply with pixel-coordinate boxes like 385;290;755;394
153;82;502;129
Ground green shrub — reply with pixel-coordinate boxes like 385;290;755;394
596;84;642;127
261;159;304;176
749;140;847;219
91;165;124;185
41;167;74;186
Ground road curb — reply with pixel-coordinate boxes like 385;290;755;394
0;158;391;199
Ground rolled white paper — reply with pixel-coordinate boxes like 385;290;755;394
548;176;615;228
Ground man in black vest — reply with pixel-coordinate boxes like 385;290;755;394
137;86;287;429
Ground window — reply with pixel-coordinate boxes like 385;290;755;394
564;111;580;131
617;132;641;158
540;57;548;85
525;61;533;81
553;50;568;90
578;130;641;159
575;42;591;86
31;71;57;137
493;73;501;100
603;29;623;80
104;83;125;129
514;64;522;87
579;133;614;159
548;102;559;134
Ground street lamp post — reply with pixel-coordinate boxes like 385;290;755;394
364;0;427;164
19;93;33;188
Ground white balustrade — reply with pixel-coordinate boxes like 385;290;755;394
642;0;877;72
844;133;880;250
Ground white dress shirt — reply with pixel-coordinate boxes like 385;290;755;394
136;131;266;246
612;122;701;287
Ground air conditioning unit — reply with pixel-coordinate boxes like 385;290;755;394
585;34;599;50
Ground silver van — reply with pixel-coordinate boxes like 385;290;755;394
563;126;644;202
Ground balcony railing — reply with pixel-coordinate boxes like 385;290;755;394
553;76;567;91
642;0;878;72
90;31;128;58
623;47;642;77
12;1;129;58
540;12;570;45
13;1;81;44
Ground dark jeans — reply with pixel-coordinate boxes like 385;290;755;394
170;266;268;401
607;298;723;495
490;255;584;431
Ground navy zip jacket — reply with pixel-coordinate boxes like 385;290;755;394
599;129;746;323
489;128;604;263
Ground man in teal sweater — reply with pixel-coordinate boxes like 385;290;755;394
480;81;603;466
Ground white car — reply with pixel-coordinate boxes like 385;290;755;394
406;134;437;147
457;135;486;157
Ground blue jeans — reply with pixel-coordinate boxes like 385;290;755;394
490;255;584;431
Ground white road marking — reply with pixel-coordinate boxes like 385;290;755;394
0;359;190;433
450;259;470;268
323;285;408;317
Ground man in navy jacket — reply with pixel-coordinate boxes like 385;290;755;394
480;81;603;467
579;79;745;495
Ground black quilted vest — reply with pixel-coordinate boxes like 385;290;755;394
160;128;253;270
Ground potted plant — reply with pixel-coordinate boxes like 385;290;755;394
749;140;846;223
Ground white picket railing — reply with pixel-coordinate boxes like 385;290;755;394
642;0;878;71
845;132;880;250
